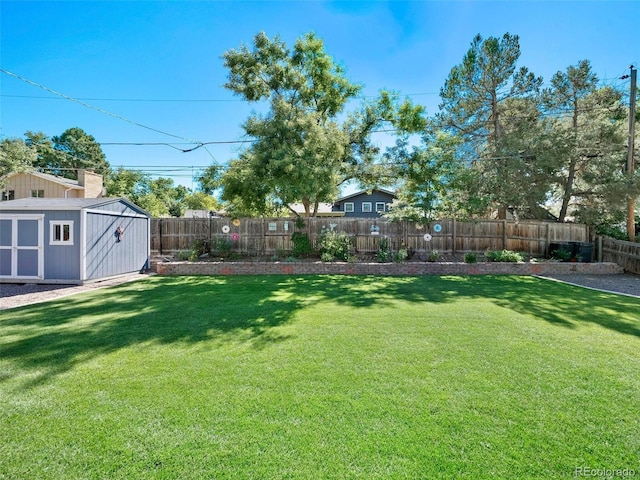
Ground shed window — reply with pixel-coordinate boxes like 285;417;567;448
50;221;74;245
1;190;14;201
31;190;45;198
344;202;354;213
362;202;372;213
376;202;386;212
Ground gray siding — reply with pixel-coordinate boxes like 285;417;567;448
333;191;395;218
84;211;149;280
44;211;82;280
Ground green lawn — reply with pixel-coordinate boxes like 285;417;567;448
1;275;639;479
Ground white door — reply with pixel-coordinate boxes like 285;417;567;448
0;215;44;280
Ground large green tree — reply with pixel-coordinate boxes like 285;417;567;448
25;127;109;180
219;31;425;217
543;61;631;224
0;138;36;189
107;168;212;217
437;33;544;218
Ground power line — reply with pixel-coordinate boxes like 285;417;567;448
0;69;204;146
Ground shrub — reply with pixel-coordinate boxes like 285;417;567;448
210;237;233;257
485;249;525;262
175;250;191;261
376;237;392;263
550;248;572;261
427;250;441;262
464;252;478;263
320;252;334;263
319;231;352;262
291;232;314;258
394;248;408;263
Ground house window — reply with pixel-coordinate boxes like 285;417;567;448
362;202;372;213
50;221;74;245
376;202;386;212
31;190;45;198
344;202;354;213
1;190;14;201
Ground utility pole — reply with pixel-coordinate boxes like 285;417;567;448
626;66;637;242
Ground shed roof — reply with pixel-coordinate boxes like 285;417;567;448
0;197;149;216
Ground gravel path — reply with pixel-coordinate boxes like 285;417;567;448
1;271;638;311
0;273;154;310
536;273;640;298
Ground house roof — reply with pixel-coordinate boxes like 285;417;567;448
5;171;84;190
0;197;149;216
335;188;396;203
288;202;335;214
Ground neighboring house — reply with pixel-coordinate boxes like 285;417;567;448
332;189;396;218
287;202;344;217
0;197;150;284
1;170;105;201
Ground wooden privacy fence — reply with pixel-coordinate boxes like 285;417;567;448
151;217;590;257
600;237;640;274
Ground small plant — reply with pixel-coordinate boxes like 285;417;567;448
270;248;286;261
291;232;314;258
175;250;191;261
318;231;352;262
376;237;392;263
427;250;441;262
464;252;478;263
550;248;572;261
485;249;525;262
393;248;408;263
320;252;334;262
210;237;233;258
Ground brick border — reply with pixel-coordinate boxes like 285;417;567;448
157;261;623;276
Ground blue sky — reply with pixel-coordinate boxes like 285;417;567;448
1;1;638;192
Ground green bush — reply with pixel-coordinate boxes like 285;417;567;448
427;250;441;262
210;237;233;257
319;231;352;262
376;237;392;263
550;248;572;261
175;250;191;261
291;232;314;258
464;252;478;263
320;252;334;262
485;249;525;262
394;248;408;263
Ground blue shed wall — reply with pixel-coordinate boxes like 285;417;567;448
84;210;149;281
44;210;82;280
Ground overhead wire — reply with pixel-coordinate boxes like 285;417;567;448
0;68;205;148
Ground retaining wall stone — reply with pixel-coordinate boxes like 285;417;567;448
157;261;624;276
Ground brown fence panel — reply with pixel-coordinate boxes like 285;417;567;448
601;237;640;274
150;217;591;258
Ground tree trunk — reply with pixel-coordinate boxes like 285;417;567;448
558;157;578;222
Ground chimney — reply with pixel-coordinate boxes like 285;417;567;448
77;170;104;198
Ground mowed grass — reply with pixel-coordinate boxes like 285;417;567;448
1;275;639;479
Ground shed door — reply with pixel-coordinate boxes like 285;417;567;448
0;216;44;280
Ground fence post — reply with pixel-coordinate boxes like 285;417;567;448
597;236;603;262
545;222;550;257
502;220;507;250
452;218;456;255
158;219;163;255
